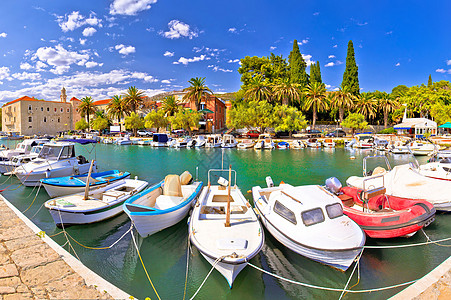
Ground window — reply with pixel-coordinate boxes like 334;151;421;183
59;146;73;159
44;117;47;123
60;108;63;112
326;203;343;219
274;200;297;225
54;108;57;112
28;105;32;111
301;208;325;226
57;117;60;123
28;117;32;122
67;108;70;113
41;107;43;111
47;107;49;112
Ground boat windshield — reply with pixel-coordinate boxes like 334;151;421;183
38;145;63;160
30;146;42;155
325;203;343;219
301;208;325;226
273;200;297;225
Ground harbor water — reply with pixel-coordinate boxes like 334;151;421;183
2;141;450;299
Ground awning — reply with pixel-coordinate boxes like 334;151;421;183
199;108;214;114
439;122;451;128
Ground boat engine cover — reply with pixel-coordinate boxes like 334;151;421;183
325;177;342;194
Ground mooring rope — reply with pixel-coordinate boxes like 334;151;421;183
363;235;451;249
182;231;192;300
57;209;80;261
189;256;224;300
421;228;451;248
22;183;41;213
339;249;364;299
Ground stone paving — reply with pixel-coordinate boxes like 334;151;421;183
0;198;114;299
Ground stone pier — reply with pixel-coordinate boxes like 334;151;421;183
0;195;132;299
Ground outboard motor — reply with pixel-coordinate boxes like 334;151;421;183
266;176;274;188
325;177;342;194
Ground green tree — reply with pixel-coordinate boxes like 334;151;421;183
227;100;274;133
272;77;300;106
144;110;169;132
375;92;400;128
430;101;451;125
244;75;272;102
342;113;368;136
273;105;307;137
107;95;128;132
168;109;201;135
162;95;181;116
238;54;288;87
428;75;433;87
91;117;109;134
75;119;89;131
391;85;409;99
309;61;322;84
331;84;356;123
355;92;377;121
78;96;96;129
123;86;145;113
303;82;328;128
342;40;360;95
124;112;144;136
288;40;309;88
182;77;213;111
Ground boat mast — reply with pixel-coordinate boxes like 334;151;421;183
83;160;95;200
225;165;231;227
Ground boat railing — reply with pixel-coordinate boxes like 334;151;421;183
363;155;392;176
207;168;237;187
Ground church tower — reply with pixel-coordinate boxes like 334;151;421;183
60;87;67;102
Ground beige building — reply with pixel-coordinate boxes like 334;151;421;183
2;88;81;136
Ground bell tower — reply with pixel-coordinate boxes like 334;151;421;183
60;87;67;102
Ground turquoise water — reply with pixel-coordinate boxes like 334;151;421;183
2;141;450;299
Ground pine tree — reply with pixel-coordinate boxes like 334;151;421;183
428;74;432;87
288;40;309;89
342;40;360;95
310;61;322;84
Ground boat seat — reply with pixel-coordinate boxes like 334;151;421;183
155;195;184;210
180;171;193;185
163;175;182;197
102;191;126;202
362;186;386;201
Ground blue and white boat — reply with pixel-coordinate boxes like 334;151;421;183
124;171;203;237
277;141;290;149
151;133;169;147
41;170;131;198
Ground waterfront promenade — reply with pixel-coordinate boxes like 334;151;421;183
0;195;130;300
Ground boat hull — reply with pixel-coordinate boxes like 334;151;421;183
200;251;248;288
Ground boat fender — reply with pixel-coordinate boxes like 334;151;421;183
265;176;274;188
45;169;51;178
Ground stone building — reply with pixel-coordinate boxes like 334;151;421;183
2;88;81;136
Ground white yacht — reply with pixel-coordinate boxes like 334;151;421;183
221;134;238;148
254;134;274;149
205;134;222;148
0;145;43;174
0;138;49;161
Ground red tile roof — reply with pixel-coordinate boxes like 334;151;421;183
4;96;46;106
93;99;111;106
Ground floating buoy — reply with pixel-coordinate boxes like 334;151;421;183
350;156;356;160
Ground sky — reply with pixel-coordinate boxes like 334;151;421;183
0;0;450;104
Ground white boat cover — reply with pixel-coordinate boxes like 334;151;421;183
346;164;451;207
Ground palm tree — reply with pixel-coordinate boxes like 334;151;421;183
78;96;96;130
272;77;301;106
244;75;272;102
331;84;356;124
162;95;181;116
123;86;145;114
378;95;400;128
355;93;377;121
107;95;128;132
182;77;213;111
303;82;328;129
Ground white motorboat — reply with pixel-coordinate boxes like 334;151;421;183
291;140;305;149
237;139;255;149
193;135;206;148
252;177;365;271
13;140;97;187
306;138;321;148
44;178;148;227
407;139;437;156
346;155;451;211
221;134;238;148
115;135;132;145
205;134;222;148
390;141;410;154
254;134;274;149
189;168;264;287
151;133;169;147
373;137;389;151
102;137;114;144
137;139;151;146
418;152;451;181
353;135;373;149
0;145;43;174
0;138;49;161
322;138;335;148
124;171;203;237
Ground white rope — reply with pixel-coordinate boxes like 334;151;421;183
57;209;80;260
246;262;417;293
182;231;192;300
339;249;364;299
363;235;451;249
190;256;223;300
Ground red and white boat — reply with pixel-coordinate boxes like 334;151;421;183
325;177;435;239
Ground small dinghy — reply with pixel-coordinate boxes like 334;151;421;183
291;140;305;149
237;139;255;149
306;138;321;148
189;167;264;287
277;141;290;149
252;177;365;271
44;177;148;227
325;177;435;238
124;171;203;237
41;170;131;198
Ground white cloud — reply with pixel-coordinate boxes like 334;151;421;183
161;20;198;39
325;84;332;89
228;27;237;33
447;60;451;66
32;44;90;74
436;68;451;74
270;46;276;51
208;65;232;73
11;72;41;81
163;51;174;57
227;59;239;63
333;44;338;48
85;61;103;68
110;0;157;15
82;27;97;37
313;12;319;16
328;55;335;59
173;55;209;65
20;62;33;70
0;67;10;83
161;79;171;84
302;54;314;66
386;31;393;35
79;38;87;45
115;44;136;55
325;62;335;67
0;32;6;38
35;61;48;71
297;38;309;45
131;72;158;83
395;62;400;67
57;11;102;32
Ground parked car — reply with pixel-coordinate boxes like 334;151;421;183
275;131;294;138
326;129;346;137
306;129;323;138
245;130;260;138
137;130;153;137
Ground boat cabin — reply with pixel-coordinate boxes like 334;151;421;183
38;142;75;161
152;133;169;143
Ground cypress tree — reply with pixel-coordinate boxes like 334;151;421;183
310;61;322;84
428;74;432;87
342;40;360;95
288;39;309;88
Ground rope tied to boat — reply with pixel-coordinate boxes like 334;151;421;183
189;255;225;300
22;182;42;213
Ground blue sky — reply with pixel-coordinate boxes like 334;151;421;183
0;0;449;104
